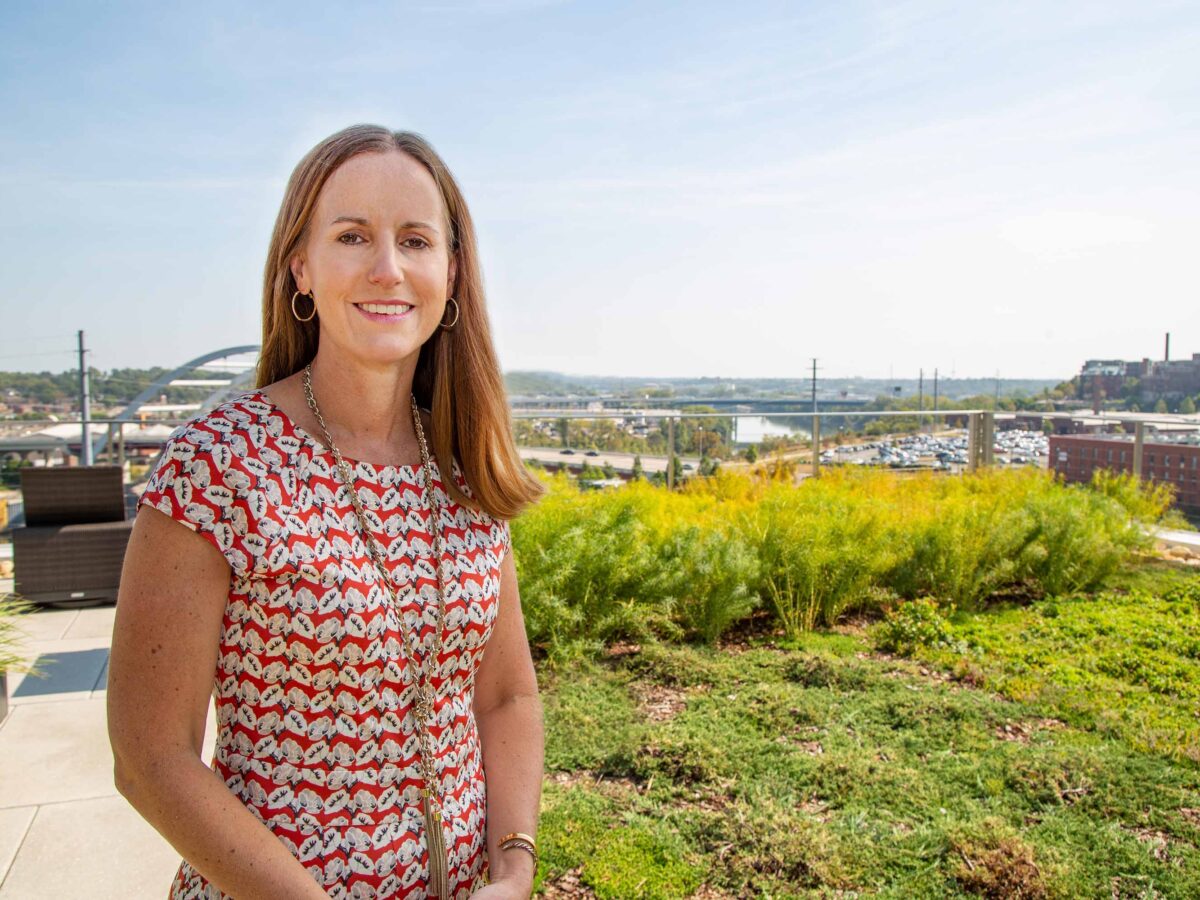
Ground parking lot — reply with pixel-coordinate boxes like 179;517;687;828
822;429;1050;471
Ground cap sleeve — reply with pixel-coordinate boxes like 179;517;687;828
496;517;512;566
137;424;259;579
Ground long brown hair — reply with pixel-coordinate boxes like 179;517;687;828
257;124;543;520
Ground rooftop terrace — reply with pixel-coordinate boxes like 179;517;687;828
0;604;216;897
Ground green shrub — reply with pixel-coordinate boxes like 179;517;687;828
884;493;1032;608
513;475;676;662
749;482;893;637
1089;467;1182;527
871;597;967;656
653;523;760;645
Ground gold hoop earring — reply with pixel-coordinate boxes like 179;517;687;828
291;290;317;323
439;297;460;331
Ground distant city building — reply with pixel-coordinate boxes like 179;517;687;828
1080;359;1126;377
1050;434;1200;511
1139;353;1200;402
1077;348;1200;404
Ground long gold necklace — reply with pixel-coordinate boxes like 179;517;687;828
302;363;452;899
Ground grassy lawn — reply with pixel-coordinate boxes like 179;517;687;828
530;559;1200;899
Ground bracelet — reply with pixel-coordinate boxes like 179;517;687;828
498;832;538;872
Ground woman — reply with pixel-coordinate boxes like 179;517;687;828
108;125;545;899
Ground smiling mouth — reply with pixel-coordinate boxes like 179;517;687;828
355;302;414;315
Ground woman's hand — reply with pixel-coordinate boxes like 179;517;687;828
470;876;533;899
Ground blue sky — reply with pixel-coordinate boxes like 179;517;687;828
1;0;1197;380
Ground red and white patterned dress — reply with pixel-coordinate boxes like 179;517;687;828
137;390;509;899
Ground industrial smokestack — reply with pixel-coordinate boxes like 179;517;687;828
1165;332;1170;362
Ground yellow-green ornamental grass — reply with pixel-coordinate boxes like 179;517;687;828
513;466;1179;662
0;593;38;677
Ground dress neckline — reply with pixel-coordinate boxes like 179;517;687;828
246;388;438;478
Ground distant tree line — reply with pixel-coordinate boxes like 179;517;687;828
0;367;227;411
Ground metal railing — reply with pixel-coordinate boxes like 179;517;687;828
4;408;1199;493
510;408;1200;489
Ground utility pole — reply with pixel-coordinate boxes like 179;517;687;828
918;368;924;432
810;358;819;414
78;330;93;465
993;370;1000;410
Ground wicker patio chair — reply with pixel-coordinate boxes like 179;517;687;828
13;465;133;607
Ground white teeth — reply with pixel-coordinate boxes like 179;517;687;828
358;303;412;315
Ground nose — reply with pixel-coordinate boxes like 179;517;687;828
367;238;405;288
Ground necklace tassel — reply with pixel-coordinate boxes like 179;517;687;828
424;792;451;898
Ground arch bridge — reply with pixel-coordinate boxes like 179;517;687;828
94;345;260;458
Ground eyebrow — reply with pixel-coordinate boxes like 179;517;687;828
330;215;440;234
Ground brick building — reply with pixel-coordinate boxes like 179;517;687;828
1050;434;1200;511
1079;360;1129;399
1139;353;1200;402
1077;350;1200;405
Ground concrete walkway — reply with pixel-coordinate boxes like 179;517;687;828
1150;525;1200;550
0;605;215;898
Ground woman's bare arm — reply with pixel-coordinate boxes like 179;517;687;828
107;505;328;900
473;549;544;894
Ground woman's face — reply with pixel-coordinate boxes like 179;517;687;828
290;150;457;370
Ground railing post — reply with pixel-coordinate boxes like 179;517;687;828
1133;421;1145;480
811;413;821;478
982;412;995;467
117;422;126;474
666;416;676;490
967;412;980;472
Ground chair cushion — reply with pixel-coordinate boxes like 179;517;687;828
20;466;126;525
13;520;134;597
